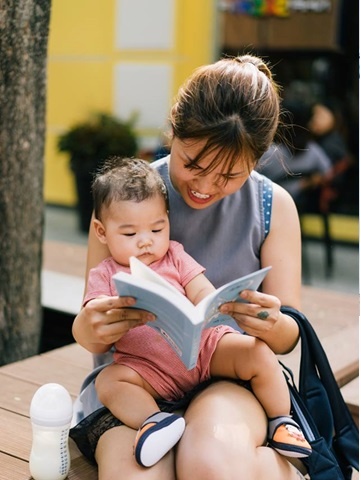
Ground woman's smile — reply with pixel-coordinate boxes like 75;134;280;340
188;188;213;204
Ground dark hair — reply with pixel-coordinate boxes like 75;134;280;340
280;99;313;153
169;54;281;175
92;157;168;220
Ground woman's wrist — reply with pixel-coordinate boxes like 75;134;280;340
260;311;299;354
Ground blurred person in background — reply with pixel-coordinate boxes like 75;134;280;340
257;99;332;214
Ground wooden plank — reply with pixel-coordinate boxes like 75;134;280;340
0;452;31;480
301;286;359;338
347;403;359;428
0;412;97;479
336;360;359;389
66;451;97;480
352;470;359;480
0;409;31;460
43;343;93;370
342;376;359;428
0;374;47;416
0;346;92;416
0;355;90;397
342;377;359;407
279;324;358;385
0;344;97;478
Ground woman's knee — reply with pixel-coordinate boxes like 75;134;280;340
177;432;259;480
176;382;268;479
96;426;175;480
177;430;305;480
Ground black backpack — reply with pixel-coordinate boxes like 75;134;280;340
280;306;359;480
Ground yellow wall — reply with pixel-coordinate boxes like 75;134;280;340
302;214;359;244
45;0;216;206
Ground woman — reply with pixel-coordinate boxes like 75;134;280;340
70;54;306;479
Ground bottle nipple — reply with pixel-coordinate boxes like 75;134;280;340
30;383;73;426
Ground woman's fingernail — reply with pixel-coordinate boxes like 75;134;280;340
220;305;229;313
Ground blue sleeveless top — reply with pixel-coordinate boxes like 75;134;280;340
154;156;273;289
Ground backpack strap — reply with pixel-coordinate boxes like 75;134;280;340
281;306;359;476
280;364;346;480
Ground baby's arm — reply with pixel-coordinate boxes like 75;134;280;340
185;273;215;306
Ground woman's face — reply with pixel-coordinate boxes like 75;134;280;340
169;137;251;209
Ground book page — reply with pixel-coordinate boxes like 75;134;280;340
130;256;181;295
198;266;272;331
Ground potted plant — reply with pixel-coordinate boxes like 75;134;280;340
57;113;138;232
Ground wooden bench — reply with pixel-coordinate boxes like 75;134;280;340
0;344;97;479
0;241;358;478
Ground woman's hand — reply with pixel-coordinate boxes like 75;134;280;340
72;295;156;354
220;289;280;335
219;289;299;354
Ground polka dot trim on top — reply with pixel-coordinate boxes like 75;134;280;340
262;177;273;237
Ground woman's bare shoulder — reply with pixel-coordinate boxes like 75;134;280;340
271;182;299;222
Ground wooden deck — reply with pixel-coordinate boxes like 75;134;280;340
0;241;358;479
0;345;97;479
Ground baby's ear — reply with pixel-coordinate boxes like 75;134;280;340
93;219;107;244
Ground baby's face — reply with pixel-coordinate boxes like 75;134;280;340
102;194;170;267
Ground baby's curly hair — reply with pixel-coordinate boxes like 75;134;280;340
92;156;168;220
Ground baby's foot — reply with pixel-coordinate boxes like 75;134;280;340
268;416;312;458
134;412;185;467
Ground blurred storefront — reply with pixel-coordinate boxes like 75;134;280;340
45;0;358;215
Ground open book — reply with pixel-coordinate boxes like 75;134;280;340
113;257;271;369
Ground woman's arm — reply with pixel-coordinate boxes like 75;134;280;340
220;184;302;354
261;183;302;308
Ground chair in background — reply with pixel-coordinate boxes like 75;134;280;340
299;153;354;280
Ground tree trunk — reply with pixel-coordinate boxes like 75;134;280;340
0;0;51;365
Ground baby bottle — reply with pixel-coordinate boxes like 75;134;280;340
29;383;73;480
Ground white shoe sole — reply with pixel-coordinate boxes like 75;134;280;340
136;416;186;467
